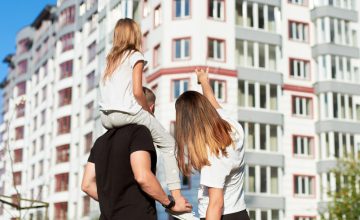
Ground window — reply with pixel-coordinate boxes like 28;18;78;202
41;110;46;125
15;126;24;140
246;165;279;194
290;58;310;80
293;135;314;158
60;60;73;79
86;71;96;91
154;5;162;28
292;96;312;117
172;79;189;99
85;101;94;122
17;81;26;96
289;21;309;42
288;0;307;6
14;149;23;163
83;196;90;216
39;160;44;176
295;216;316;220
56;144;70;163
142;31;149;52
174;0;190;18
143;0;150;17
85;132;93;153
16;102;25;118
57;116;71;134
294;175;315;196
40;135;45;151
58;88;72;107
18;60;27;74
18;38;31;54
55;173;69;192
208;0;225;21
54;202;68;220
87;41;96;63
153;44;161;67
208;38;225;61
357;104;360;121
60;32;74;52
210;79;226;102
13;172;21;185
60;5;75;26
173;38;190;60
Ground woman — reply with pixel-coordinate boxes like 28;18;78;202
175;68;249;220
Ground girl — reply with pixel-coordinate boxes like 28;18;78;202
99;18;190;210
175;68;250;220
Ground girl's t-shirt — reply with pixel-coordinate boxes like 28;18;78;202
198;109;246;218
99;51;147;114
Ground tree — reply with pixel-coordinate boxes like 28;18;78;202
325;158;360;219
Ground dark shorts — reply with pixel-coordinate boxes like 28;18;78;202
200;210;250;220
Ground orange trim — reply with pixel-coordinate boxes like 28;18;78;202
283;84;314;94
146;66;237;83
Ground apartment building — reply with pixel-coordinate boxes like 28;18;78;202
0;0;360;220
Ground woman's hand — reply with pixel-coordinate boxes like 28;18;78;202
195;67;209;84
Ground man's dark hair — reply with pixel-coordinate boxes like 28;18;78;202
143;87;156;104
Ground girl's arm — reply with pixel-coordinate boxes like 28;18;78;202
132;61;152;113
196;68;221;109
206;187;224;220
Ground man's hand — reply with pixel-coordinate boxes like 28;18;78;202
170;195;192;213
195;67;209;85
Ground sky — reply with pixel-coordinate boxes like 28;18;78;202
0;0;55;113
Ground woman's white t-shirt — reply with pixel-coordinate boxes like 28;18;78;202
198;109;246;218
99;51;147;115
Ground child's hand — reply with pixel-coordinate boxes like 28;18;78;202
195;67;209;84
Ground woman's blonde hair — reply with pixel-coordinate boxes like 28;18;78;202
175;91;233;176
102;18;142;82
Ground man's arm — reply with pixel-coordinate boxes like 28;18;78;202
81;162;98;201
196;67;221;109
130;151;192;213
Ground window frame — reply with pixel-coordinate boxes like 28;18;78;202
292;135;315;159
153;4;162;29
172;37;191;61
207;37;226;62
173;0;191;20
289;58;311;81
209;78;227;103
288;20;310;43
291;95;313;118
153;44;161;68
207;0;226;22
288;0;308;7
171;78;190;101
293;174;316;198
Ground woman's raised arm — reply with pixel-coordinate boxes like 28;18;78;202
196;67;221;109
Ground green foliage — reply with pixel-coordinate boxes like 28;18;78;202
326;158;360;220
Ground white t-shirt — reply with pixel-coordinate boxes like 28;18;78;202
99;51;147;114
198;109;246;218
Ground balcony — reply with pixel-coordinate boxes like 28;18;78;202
312;43;359;58
311;6;358;22
245;194;285;210
316;120;360;133
236;27;282;46
314;80;360;96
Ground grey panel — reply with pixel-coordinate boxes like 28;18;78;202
314;81;360;96
83;3;98;22
312;43;360;58
316;120;360;134
247;0;281;7
317;160;337;173
99;7;106;20
238;109;284;125
245;151;284;167
98;39;106;52
311;6;358;22
236;27;282;45
16;27;34;42
59;0;77;12
33;47;55;72
237;66;283;85
57;25;77;40
245;194;285;209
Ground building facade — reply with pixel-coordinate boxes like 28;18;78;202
0;0;360;220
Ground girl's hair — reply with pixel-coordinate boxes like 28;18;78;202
175;91;233;176
102;18;142;82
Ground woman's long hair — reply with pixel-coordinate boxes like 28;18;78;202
175;91;233;176
102;18;142;82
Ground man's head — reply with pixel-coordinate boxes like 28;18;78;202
143;87;156;114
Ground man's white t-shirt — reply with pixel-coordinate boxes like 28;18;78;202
198;109;246;218
99;50;147;115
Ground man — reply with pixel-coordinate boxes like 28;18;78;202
81;88;192;219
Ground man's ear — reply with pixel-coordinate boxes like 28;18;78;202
149;103;155;114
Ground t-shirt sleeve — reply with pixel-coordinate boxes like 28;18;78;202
200;153;232;188
129;126;156;154
129;51;148;69
87;143;96;163
217;108;244;143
